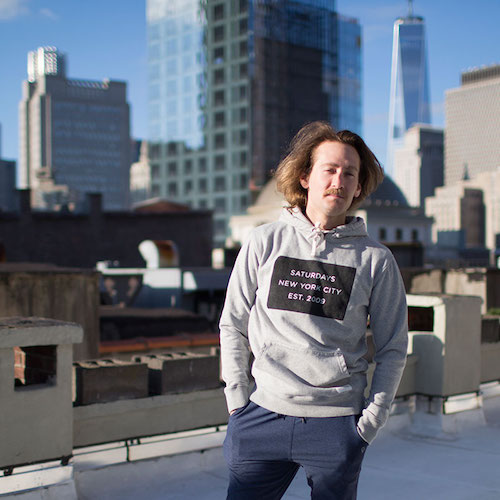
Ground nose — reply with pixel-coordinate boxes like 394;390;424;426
331;171;344;188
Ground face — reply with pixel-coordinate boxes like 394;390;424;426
300;140;362;229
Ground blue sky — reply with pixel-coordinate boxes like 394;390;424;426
1;0;499;172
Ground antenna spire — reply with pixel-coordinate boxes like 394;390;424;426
408;0;414;17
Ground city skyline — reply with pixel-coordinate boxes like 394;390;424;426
0;0;499;176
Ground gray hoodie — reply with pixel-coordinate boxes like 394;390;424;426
219;207;408;443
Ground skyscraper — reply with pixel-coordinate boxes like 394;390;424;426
146;0;361;246
445;64;500;186
387;1;431;179
19;47;131;211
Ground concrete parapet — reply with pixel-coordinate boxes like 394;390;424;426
0;317;82;469
402;267;500;314
407;294;482;397
73;388;228;447
73;359;149;405
481;342;500;383
134;351;221;395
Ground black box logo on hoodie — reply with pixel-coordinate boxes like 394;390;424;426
267;256;356;320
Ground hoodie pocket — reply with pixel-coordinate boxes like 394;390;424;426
252;342;352;403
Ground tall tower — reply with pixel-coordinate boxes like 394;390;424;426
19;47;131;211
387;0;431;179
146;0;362;246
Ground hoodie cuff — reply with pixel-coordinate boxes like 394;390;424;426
224;385;250;414
356;403;390;444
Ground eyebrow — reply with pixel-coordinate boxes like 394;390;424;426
322;162;359;171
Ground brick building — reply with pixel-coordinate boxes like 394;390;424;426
0;190;212;268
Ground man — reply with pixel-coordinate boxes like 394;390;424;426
219;122;408;499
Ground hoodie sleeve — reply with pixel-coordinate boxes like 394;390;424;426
357;252;408;444
219;234;261;413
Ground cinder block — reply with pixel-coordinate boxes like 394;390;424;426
73;358;148;405
134;352;221;395
481;316;500;343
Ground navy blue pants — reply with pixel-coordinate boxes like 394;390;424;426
223;401;367;500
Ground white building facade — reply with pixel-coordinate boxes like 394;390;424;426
394;124;443;207
445;64;500;186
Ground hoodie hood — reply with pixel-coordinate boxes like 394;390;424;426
279;207;368;257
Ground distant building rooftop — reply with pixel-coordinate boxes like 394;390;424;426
461;64;500;85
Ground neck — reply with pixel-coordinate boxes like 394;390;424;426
303;208;346;230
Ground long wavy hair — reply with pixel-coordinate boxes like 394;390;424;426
275;121;384;211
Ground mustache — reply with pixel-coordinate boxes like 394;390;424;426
324;187;344;197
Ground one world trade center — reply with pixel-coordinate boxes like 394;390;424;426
387;0;431;178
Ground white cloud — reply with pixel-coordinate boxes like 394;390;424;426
39;7;58;20
0;0;30;20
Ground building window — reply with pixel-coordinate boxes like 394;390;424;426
214;176;226;192
168;162;177;175
240;151;247;166
213;25;225;43
214;68;224;85
151;184;160;197
215;154;226;170
149;143;160;159
215;197;226;212
240;194;248;209
412;229;419;241
198;178;208;194
239;129;247;145
199;199;207;209
239;63;248;78
213;3;224;20
214;111;225;128
240;173;248;189
214;90;225;106
184;180;193;195
184;159;193;174
239;0;248;13
239;41;248;57
215;219;227;234
239;85;247;100
168;182;178;197
167;143;177;155
151;164;160;178
213;46;224;64
396;228;403;241
214;133;226;149
239;18;248;34
378;227;387;241
198;157;207;173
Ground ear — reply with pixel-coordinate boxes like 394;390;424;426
354;183;361;198
300;175;309;190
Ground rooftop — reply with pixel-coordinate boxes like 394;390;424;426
3;389;500;499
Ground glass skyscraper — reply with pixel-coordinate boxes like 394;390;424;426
387;3;430;179
147;0;361;246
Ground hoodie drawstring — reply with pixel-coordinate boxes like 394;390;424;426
309;222;324;257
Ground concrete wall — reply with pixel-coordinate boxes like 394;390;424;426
481;343;500;383
73;388;227;448
407;294;482;396
403;267;500;314
0;318;82;469
0;265;99;360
